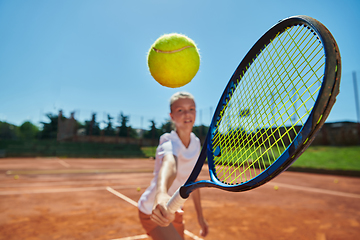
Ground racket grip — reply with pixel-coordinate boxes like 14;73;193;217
166;188;187;214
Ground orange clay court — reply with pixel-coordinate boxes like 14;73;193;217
0;157;359;240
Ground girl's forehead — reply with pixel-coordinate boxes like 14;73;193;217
171;97;196;108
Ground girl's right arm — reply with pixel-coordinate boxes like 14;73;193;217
150;154;178;227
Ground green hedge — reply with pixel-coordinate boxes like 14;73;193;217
0;140;146;158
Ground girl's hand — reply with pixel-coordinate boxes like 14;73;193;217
150;193;175;227
198;216;209;237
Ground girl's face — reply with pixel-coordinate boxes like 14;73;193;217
170;97;196;133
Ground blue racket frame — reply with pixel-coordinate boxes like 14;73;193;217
178;15;341;199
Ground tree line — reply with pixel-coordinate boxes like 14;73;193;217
0;112;209;141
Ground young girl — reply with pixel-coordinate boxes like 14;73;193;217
138;92;209;240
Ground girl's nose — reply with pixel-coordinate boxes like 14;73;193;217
184;110;190;116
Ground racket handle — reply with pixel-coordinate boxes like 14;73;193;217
166;188;187;214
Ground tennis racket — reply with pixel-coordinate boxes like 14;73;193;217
167;15;341;213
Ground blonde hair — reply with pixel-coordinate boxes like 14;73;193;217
169;91;195;112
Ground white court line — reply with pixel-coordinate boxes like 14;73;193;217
110;234;148;240
58;159;70;168
0;185;145;195
0;179;149;188
3;180;358;200
106;186;138;207
0;186;107;195
184;230;204;240
268;182;360;199
106;187;203;240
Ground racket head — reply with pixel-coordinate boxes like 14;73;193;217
181;15;341;197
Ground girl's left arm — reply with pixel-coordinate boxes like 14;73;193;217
192;189;209;237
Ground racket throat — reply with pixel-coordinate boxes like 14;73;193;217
181;180;229;197
179;186;191;199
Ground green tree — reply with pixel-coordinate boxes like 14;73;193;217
40;113;61;139
104;114;116;136
143;120;161;140
85;113;100;136
118;113;138;138
160;119;173;134
118;112;129;137
19;121;39;140
193;124;209;138
0;121;19;140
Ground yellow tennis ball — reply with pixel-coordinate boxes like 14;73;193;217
274;185;279;190
147;33;200;88
136;187;141;192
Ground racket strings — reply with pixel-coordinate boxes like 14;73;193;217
212;54;298;181
214;47;304;180
212;24;325;184
214;60;295;181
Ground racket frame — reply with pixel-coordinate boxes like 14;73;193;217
174;15;341;201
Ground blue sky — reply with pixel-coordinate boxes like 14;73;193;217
1;0;359;130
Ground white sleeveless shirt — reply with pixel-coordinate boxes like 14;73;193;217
138;130;200;215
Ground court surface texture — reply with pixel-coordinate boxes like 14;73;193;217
1;157;359;240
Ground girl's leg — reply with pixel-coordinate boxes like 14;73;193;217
139;210;185;240
149;224;183;240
